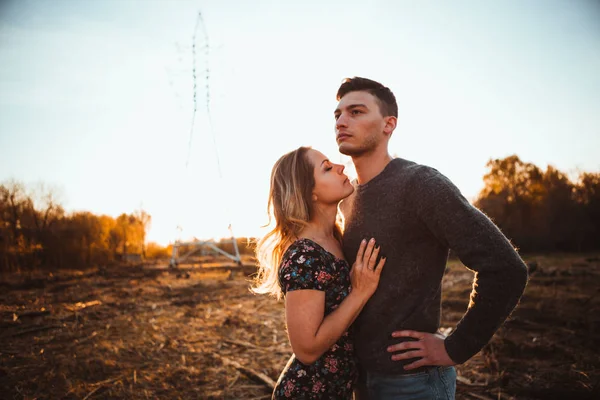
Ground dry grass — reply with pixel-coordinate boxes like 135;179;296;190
0;254;598;399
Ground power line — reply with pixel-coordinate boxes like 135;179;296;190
169;10;242;265
185;11;223;181
178;10;234;241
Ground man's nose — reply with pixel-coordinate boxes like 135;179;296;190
336;114;348;129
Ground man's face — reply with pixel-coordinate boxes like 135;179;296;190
334;91;388;157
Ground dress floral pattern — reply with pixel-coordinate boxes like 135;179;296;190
273;238;356;399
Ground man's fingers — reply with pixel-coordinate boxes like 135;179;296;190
391;330;426;340
387;341;423;353
391;350;424;361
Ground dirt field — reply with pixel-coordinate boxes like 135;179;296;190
1;254;599;400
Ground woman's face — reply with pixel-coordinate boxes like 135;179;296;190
306;149;354;206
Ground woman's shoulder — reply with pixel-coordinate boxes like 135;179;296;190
278;239;336;293
279;238;337;275
281;238;326;265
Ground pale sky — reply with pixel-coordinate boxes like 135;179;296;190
1;0;599;245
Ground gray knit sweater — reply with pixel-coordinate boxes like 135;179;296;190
340;158;528;374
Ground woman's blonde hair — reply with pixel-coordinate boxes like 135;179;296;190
252;146;344;299
252;147;314;299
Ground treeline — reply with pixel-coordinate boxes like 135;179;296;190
0;180;256;273
2;154;598;272
0;181;154;272
475;155;600;252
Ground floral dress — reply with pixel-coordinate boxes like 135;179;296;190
273;238;356;399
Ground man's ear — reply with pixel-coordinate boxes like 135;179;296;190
383;116;397;137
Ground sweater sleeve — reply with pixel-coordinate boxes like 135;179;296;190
409;166;529;364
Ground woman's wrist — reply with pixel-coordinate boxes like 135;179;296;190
348;288;372;305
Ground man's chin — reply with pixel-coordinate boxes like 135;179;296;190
338;144;361;157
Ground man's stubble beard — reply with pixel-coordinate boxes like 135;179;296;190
338;134;379;158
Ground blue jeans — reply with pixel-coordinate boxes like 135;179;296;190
355;366;457;400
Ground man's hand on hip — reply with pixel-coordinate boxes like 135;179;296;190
387;330;455;370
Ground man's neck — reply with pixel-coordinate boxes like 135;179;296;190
352;150;393;185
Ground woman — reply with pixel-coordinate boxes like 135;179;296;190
252;146;386;399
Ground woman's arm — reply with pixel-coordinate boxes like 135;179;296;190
285;238;385;365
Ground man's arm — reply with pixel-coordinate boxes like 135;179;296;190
389;166;529;367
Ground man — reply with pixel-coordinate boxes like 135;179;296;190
334;77;529;399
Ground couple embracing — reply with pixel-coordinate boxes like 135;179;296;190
253;77;528;400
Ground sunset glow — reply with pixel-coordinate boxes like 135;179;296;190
1;0;599;245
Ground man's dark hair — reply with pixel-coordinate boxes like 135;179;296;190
336;77;398;117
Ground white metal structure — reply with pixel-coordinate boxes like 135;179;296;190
169;233;242;268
